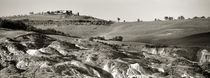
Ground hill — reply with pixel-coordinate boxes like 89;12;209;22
34;18;210;47
2;12;210;48
99;18;210;47
165;32;210;47
1;14;210;78
2;10;113;25
102;18;210;41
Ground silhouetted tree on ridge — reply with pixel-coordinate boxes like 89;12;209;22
117;18;120;22
178;16;185;20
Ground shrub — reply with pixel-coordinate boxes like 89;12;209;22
89;36;105;41
109;36;123;41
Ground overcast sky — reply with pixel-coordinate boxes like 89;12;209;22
0;0;210;21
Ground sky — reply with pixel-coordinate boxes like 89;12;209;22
0;0;210;21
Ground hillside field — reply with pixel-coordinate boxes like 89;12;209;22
36;18;210;47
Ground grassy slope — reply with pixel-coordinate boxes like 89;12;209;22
36;25;112;38
0;28;32;42
165;32;210;47
4;14;103;21
104;19;210;41
35;18;210;47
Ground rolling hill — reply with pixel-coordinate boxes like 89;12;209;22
1;12;210;78
165;32;210;47
101;19;210;41
2;12;210;47
2;10;113;25
35;18;210;47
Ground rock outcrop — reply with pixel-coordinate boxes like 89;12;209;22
0;32;209;78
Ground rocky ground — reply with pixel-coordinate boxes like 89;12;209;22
0;32;209;78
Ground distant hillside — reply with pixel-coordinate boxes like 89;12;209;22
100;18;210;42
2;10;114;25
35;18;210;48
164;32;210;47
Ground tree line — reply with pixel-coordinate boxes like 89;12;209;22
116;16;209;22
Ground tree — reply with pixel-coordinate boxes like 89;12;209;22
56;10;61;14
66;10;73;15
193;16;199;19
110;36;123;41
154;18;157;21
137;19;140;22
178;16;185;20
164;16;169;20
29;12;34;15
123;20;126;22
117;18;120;22
46;11;54;15
47;11;51;14
168;17;174;20
76;12;80;16
201;16;206;19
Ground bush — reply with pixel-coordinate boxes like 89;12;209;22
109;36;123;41
89;36;105;41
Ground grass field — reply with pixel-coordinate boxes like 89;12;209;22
35;18;210;47
36;25;112;38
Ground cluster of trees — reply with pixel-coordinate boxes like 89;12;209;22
89;36;123;41
89;36;105;41
117;18;143;22
109;36;123;41
177;16;185;20
164;16;174;20
117;16;209;22
163;16;207;21
154;18;161;21
46;10;74;15
29;10;75;16
20;19;114;26
193;16;206;19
